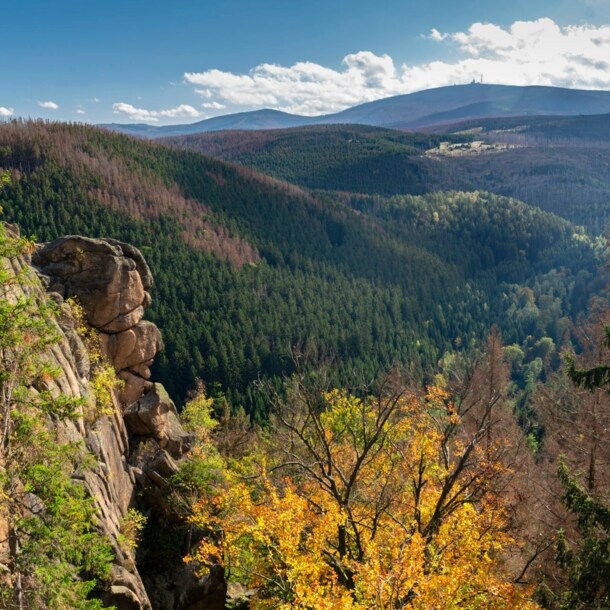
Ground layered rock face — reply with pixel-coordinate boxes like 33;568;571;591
33;236;193;455
33;236;159;402
21;235;222;609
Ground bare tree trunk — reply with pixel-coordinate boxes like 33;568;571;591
8;526;24;610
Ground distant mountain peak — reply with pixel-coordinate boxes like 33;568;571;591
99;83;610;138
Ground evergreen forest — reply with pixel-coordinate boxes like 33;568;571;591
0;120;603;420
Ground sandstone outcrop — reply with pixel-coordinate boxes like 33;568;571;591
33;237;163;404
12;234;223;609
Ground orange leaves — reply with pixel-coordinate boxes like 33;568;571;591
425;384;450;407
355;527;425;607
188;382;541;609
189;473;353;608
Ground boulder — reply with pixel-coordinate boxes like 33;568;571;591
104;238;154;290
226;582;255;610
102;323;162;376
122;322;163;370
103;329;138;371
118;370;154;406
104;306;145;334
124;384;193;458
148;449;180;479
32;236;150;333
102;565;153;610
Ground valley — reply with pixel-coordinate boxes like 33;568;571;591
0;119;601;419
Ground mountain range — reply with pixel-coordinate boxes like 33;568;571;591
100;83;610;137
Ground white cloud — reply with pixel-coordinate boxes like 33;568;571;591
76;109;86;115
112;102;201;122
38;100;59;110
185;52;402;115
429;29;447;42
201;101;225;110
417;18;610;89
0;107;14;117
184;18;610;115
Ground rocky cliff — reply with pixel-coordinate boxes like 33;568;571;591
2;231;225;609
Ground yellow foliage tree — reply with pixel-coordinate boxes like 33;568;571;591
187;348;541;609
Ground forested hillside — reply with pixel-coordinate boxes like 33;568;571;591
165;124;610;234
427;111;610;143
0;121;601;417
162;125;468;196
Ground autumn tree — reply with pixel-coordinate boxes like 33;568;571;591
539;308;610;609
187;341;541;609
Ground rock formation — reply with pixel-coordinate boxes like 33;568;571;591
0;234;227;609
33;236;158;399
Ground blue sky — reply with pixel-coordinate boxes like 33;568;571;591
3;0;610;124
